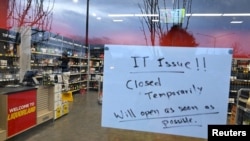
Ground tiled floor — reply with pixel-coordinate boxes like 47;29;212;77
6;91;206;141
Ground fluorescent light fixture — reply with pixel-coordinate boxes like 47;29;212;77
113;19;123;22
191;13;223;16
108;13;250;18
186;13;250;17
230;21;243;24
152;19;159;22
134;14;159;17
108;14;134;17
108;14;159;17
96;17;102;20
223;13;250;16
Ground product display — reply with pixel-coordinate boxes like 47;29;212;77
235;88;250;125
229;59;250;124
30;30;88;92
0;28;104;93
88;45;104;91
51;83;70;119
0;29;20;87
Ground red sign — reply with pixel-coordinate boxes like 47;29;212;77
7;89;36;137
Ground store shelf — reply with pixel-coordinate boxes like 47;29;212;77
0;29;20;87
235;88;250;125
1;27;100;106
97;80;103;105
30;29;88;92
87;45;104;91
228;58;250;115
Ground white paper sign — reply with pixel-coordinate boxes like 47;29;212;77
102;45;233;139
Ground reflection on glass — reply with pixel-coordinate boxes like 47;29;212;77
0;0;249;57
7;0;54;31
160;25;198;47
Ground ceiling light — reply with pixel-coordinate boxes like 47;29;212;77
108;13;250;18
186;13;250;17
190;13;223;16
152;19;159;22
223;13;250;16
108;14;134;17
230;21;243;24
108;14;159;17
134;14;159;17
113;19;123;22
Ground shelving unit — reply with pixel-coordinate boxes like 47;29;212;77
30;29;88;121
49;83;70;120
87;45;104;91
31;31;62;85
97;80;103;105
68;53;88;92
62;36;88;93
0;29;104;118
229;58;250;124
30;30;88;92
235;88;250;125
0;28;20;87
31;32;104;93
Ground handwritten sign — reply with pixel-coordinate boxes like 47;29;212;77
101;45;233;139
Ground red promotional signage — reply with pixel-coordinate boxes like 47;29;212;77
7;89;36;137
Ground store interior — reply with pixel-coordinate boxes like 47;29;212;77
0;0;250;141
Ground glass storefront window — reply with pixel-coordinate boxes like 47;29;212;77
0;0;250;140
1;0;249;57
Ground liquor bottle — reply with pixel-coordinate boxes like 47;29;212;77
54;74;58;83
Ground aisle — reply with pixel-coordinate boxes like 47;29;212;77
6;91;205;141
